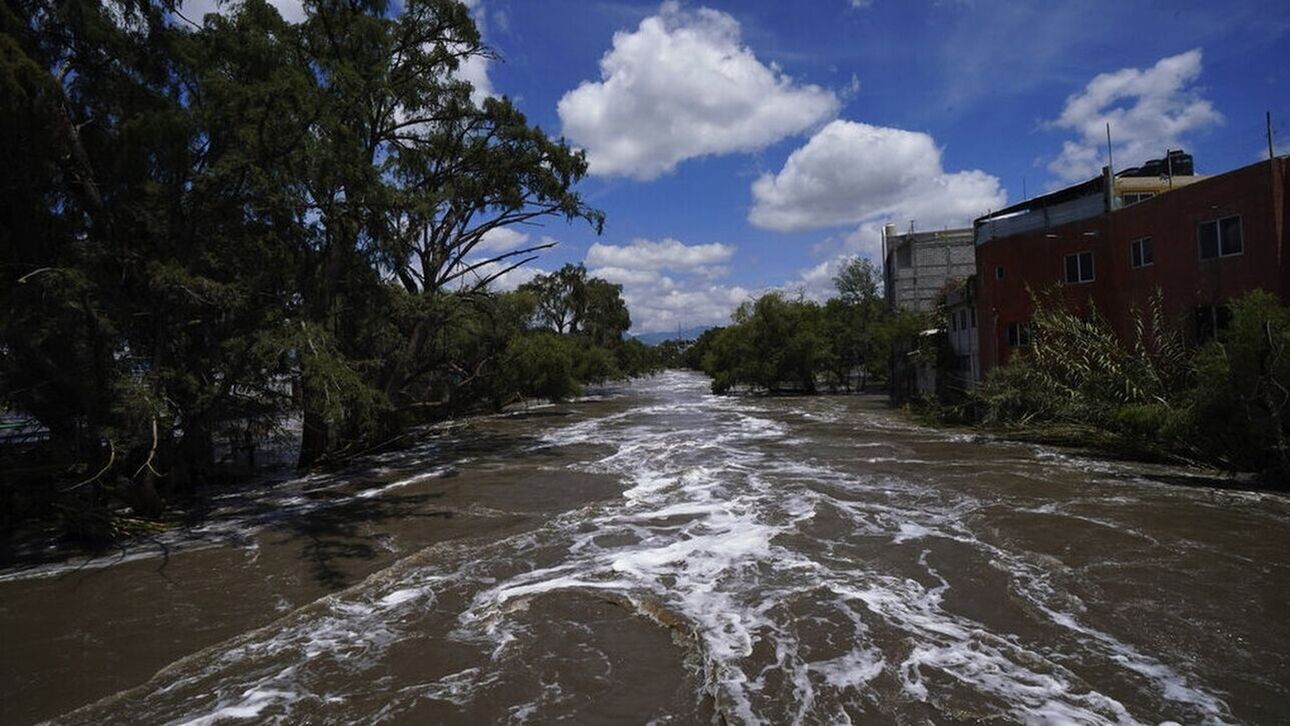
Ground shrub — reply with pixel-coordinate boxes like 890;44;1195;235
1189;291;1290;479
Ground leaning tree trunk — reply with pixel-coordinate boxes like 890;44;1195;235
298;380;330;468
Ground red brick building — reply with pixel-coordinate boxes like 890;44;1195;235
975;156;1290;376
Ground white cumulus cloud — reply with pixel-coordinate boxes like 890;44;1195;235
584;237;748;333
748;120;1006;242
474;227;552;254
179;0;306;23
620;282;754;334
557;1;839;180
1047;49;1223;183
586;237;733;276
456;0;496;106
789;256;850;302
452;259;547;293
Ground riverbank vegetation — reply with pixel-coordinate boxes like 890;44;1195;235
0;0;656;542
681;258;917;394
955;290;1290;482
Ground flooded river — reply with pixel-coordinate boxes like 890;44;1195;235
3;371;1288;724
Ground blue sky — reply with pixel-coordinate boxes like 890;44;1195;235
194;0;1290;332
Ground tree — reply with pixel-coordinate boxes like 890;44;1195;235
832;257;888;388
702;293;824;394
0;0;613;538
521;263;589;335
582;278;632;347
833;256;880;306
1;0;311;525
270;0;602;464
501;333;579;402
1191;291;1290;479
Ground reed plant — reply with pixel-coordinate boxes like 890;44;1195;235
975;288;1290;481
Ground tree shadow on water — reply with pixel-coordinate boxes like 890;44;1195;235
271;492;453;590
1136;471;1279;493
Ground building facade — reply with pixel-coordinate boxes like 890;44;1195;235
943;281;980;388
882;225;975;312
975;156;1290;376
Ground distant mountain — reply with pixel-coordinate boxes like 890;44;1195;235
632;325;712;346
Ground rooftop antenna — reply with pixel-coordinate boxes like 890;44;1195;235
1022;176;1028;201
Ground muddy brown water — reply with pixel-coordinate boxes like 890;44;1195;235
2;371;1288;724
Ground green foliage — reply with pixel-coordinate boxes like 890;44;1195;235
572;343;619;384
703;293;813;393
615;338;660;378
0;0;623;539
517;264;653;383
975;290;1190;439
833;257;880;306
519;263;631;342
681;327;724;370
975;288;1290;479
502;333;580;403
699;258;900;395
1189;291;1290;478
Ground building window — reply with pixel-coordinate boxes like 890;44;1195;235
1120;192;1156;206
969;307;976;329
1198;216;1242;260
1130;237;1153;268
959;310;967;330
1064;251;1095;283
995;266;1004;280
949;312;957;331
1007;322;1031;347
896;244;912;268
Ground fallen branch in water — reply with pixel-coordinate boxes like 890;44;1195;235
60;439;116;493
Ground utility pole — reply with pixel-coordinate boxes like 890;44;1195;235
1269;111;1276;161
1105;122;1114;174
1105;123;1116;211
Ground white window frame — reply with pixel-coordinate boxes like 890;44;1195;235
1121;191;1156;206
1130;237;1153;268
1064;251;1095;284
1198;215;1243;260
1007;322;1031;347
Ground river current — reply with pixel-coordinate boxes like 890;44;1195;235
2;371;1288;724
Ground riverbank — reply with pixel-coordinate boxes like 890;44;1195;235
0;388;631;571
895;400;1282;491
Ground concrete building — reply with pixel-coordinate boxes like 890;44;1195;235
881;224;975;312
974;154;1289;376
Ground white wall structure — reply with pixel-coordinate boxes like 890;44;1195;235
882;225;976;312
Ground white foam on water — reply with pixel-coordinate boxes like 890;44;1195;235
55;371;1245;724
892;522;935;543
379;588;422;607
356;465;453;498
1040;606;1229;718
174;685;298;726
